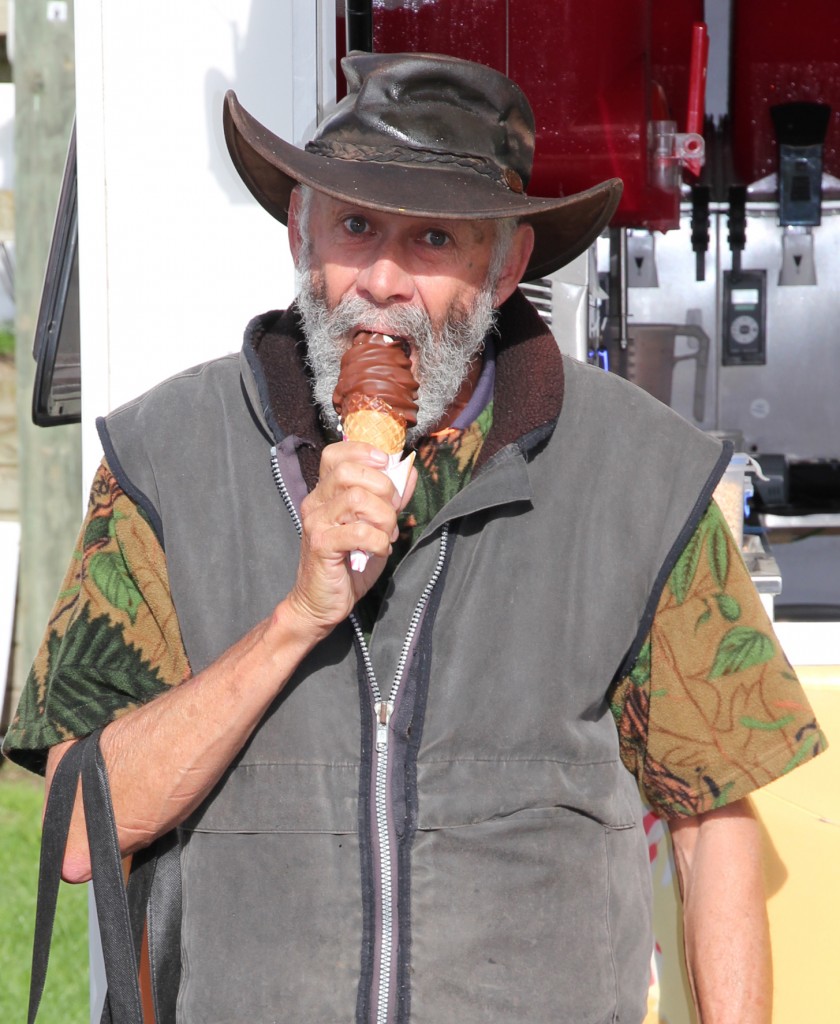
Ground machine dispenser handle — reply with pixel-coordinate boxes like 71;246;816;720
674;325;710;424
771;101;831;226
685;22;709;177
653;23;706;184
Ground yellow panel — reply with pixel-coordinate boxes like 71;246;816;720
752;675;840;1024
645;671;839;1024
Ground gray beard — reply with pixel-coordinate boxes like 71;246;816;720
296;269;498;442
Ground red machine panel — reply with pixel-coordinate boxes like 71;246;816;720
369;0;507;71
362;0;704;231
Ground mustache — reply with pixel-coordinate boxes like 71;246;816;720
312;294;437;347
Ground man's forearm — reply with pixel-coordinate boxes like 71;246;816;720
669;800;772;1024
48;596;323;883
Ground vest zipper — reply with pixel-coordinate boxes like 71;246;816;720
270;446;450;1023
348;529;448;1024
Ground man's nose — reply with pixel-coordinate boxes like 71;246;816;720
355;243;415;305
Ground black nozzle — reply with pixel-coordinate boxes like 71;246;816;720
727;185;747;273
691;184;710;281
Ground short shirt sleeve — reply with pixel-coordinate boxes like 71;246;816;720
2;458;190;774
611;499;827;818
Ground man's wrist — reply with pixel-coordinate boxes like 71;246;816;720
268;590;336;656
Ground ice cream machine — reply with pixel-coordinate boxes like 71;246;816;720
591;0;840;616
588;0;840;467
345;0;840;614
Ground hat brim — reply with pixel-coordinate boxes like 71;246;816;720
223;91;622;282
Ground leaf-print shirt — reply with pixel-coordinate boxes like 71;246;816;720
4;408;825;819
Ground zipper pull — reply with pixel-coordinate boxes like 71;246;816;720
374;700;393;752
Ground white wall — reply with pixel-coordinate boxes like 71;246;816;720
75;0;336;485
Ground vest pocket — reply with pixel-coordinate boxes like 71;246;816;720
415;756;639;831
178;829;363;1023
409;806;644;1023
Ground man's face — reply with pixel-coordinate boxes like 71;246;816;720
289;191;529;439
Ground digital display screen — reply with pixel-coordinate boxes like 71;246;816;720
731;288;759;306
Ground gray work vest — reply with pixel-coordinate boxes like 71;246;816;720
99;299;727;1024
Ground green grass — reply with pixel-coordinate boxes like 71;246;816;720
0;757;90;1023
0;326;13;357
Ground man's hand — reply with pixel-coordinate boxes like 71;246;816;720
285;439;417;642
669;799;772;1024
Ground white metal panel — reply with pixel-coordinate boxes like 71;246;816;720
519;249;595;362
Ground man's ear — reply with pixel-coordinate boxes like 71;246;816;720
493;222;535;307
287;188;304;264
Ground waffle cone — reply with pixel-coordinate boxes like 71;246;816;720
342;393;406;454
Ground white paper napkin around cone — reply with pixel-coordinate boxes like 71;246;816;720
348;449;415;572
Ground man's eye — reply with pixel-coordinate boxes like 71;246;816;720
344;216;369;235
424;229;449;248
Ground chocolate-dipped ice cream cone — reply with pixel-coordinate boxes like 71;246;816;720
333;333;418;451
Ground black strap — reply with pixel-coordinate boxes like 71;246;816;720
28;730;144;1024
81;735;145;1024
28;738;86;1024
141;831;182;1023
117;827;182;1024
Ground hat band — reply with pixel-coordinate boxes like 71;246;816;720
304;139;524;194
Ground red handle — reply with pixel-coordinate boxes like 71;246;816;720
685;22;709;176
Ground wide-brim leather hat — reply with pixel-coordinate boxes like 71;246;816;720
224;51;622;282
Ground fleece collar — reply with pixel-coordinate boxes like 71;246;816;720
242;288;566;490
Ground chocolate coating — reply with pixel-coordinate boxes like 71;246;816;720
333;333;419;426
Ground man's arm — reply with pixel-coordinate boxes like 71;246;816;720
49;439;415;883
669;798;772;1024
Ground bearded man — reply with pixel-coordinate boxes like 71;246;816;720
4;52;823;1024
